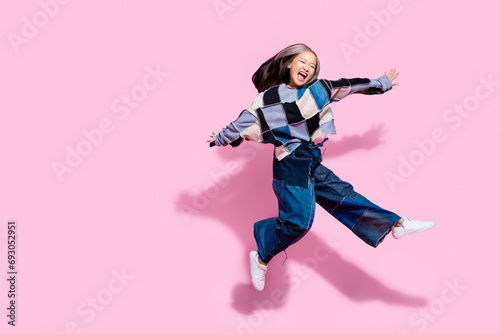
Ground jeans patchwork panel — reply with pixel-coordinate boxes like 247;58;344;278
313;165;357;202
351;209;395;248
272;179;284;208
273;155;311;188
331;197;366;229
266;221;309;261
254;218;281;262
275;179;316;229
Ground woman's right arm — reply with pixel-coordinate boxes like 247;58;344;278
208;103;262;147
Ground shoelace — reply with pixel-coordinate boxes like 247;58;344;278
256;267;266;282
255;255;267;281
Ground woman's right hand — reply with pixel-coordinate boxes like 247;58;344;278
207;132;217;143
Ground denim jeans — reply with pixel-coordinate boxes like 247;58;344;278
254;140;401;263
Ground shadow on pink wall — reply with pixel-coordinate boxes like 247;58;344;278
177;124;427;314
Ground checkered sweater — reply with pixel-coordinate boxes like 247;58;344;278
210;75;393;160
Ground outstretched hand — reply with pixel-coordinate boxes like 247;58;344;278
384;68;399;86
207;132;217;143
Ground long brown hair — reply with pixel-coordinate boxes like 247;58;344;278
252;43;321;93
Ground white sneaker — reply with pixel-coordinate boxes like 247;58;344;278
249;251;267;291
392;217;435;239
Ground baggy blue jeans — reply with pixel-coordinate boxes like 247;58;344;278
254;140;402;263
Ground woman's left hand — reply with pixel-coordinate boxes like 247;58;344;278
385;68;399;86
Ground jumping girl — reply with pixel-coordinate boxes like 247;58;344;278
208;43;435;291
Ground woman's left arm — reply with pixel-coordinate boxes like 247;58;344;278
385;68;399;86
325;68;399;101
353;68;399;95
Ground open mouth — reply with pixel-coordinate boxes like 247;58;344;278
298;71;307;82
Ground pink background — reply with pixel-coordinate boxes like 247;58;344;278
1;0;499;333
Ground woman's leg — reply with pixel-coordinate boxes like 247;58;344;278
313;164;401;247
250;152;316;291
254;177;316;264
253;150;317;264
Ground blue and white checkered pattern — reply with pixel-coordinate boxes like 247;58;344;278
211;75;392;160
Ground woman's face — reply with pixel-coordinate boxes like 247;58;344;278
287;51;317;88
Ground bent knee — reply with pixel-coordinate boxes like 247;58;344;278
278;220;310;241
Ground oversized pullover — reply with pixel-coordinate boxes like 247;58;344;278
210;75;393;160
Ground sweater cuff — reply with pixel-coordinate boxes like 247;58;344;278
377;74;393;91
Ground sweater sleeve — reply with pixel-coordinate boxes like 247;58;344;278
323;75;393;102
357;74;393;95
209;103;260;148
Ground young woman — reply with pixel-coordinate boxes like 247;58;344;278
208;43;435;291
